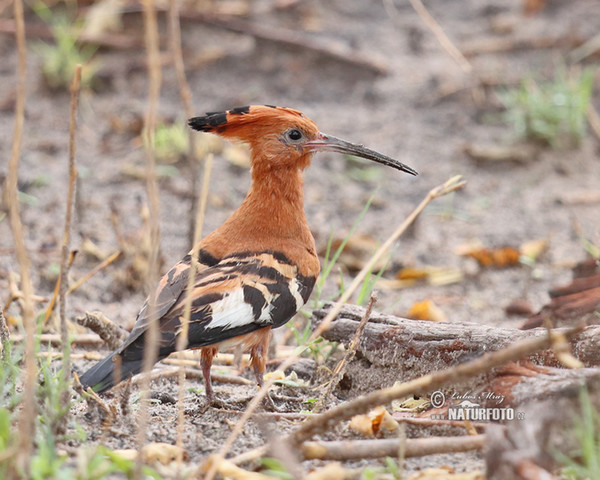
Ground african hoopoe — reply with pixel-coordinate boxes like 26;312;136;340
79;105;417;402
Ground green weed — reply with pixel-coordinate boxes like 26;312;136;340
152;122;190;164
33;2;99;90
499;67;595;148
557;389;600;479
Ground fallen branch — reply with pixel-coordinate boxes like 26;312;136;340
179;11;388;75
286;323;583;445
301;434;485;461
313;304;600;380
461;33;584;57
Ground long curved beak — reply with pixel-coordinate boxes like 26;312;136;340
306;133;417;176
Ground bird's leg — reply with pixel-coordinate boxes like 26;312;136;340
250;332;278;411
200;347;218;405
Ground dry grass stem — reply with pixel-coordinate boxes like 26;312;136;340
314;292;377;413
176;153;213;467
202;176;466;480
288;324;583;445
6;0;36;474
301;434;485;460
131;365;252;386
43;250;76;325
76;311;128;349
136;0;163;475
402;0;472;74
586;103;600;141
56;64;82;434
66;250;122;295
11;333;104;346
167;0;199;248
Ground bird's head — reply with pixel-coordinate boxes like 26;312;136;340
188;105;417;176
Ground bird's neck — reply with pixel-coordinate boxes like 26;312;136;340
201;164;319;275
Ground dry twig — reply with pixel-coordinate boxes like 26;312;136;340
301;434;485;460
66;250;122;295
135;0;162;476
56;64;82;435
314;292;377;413
76;311;129;349
202;176;466;480
6;0;36;473
181;11;388;75
11;333;104;346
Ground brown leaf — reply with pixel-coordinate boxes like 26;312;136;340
349;406;398;436
408;299;448;322
320;234;385;272
459;245;520;268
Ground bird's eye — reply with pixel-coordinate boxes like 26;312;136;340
286;129;303;141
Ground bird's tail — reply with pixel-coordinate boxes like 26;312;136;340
78;351;143;394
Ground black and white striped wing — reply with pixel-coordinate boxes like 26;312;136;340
183;251;316;347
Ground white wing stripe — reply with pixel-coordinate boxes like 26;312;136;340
207;289;255;330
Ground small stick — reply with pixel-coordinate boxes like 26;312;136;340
202;176;466;480
56;64;82;435
37;351;104;360
10;333;104;346
385;0;472;74
288;324;583;445
167;0;199;249
180;11;388;75
586;103;600;142
313;292;377;413
135;0;162;476
43;249;76;325
301;434;485;460
66;250;122;295
76;311;128;349
6;0;36;473
132;366;253;386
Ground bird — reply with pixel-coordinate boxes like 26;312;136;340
79;105;417;403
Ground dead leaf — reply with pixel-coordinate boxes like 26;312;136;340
458;245;520;268
112;443;187;465
82;0;124;39
379;266;463;289
320;234;385;273
408;299;448;322
505;299;533;316
349;406;398;436
142;442;187;464
396;267;429;281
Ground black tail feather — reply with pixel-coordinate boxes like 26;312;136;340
79;351;144;394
